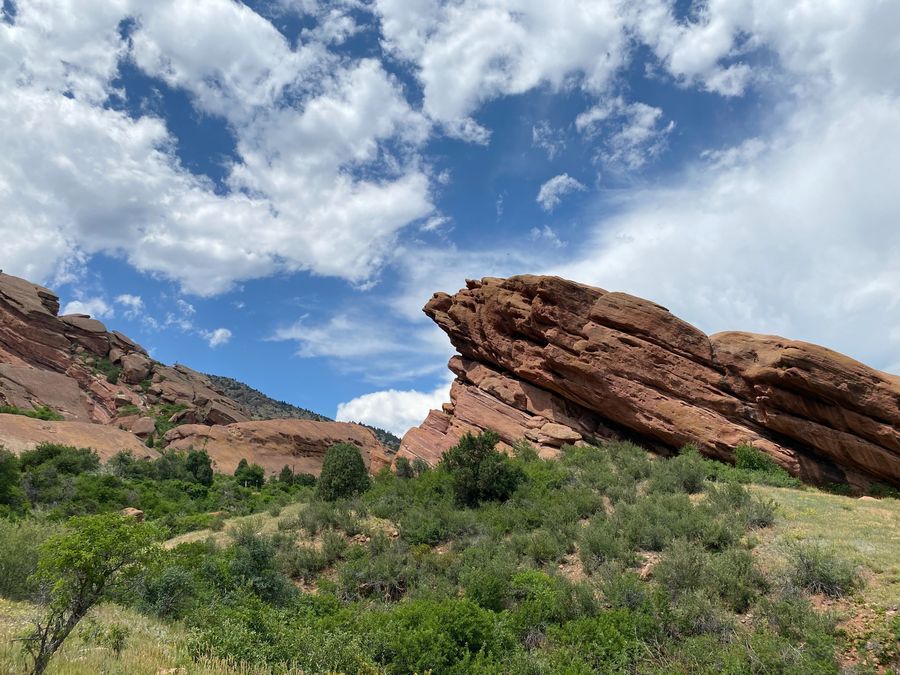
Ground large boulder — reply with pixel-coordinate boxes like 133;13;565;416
400;275;900;489
164;419;391;475
0;364;94;421
0;413;158;462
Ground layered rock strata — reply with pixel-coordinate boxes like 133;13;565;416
399;275;900;488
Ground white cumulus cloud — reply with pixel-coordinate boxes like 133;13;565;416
201;327;233;348
0;0;433;294
536;174;585;212
336;377;453;437
61;297;114;319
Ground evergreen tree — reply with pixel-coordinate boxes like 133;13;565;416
317;443;370;501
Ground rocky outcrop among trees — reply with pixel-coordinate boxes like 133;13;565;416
399;275;900;489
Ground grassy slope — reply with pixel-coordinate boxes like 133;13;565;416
0;600;313;674
750;485;900;669
1;484;896;674
751;485;899;607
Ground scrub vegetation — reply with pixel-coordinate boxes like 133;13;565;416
0;434;896;674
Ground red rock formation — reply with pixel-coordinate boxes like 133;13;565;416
0;413;158;462
0;271;247;427
400;275;900;489
164;419;391;475
0;272;392;477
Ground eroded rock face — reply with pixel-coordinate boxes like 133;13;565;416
164;419;392;475
0;271;393;478
0;413;158;462
0;272;247;428
400;275;900;488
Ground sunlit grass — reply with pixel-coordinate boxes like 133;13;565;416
750;485;900;607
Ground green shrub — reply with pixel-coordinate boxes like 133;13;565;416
279;545;327;582
507;570;596;640
735;443;781;473
362;598;510;674
317;443;370;501
757;586;837;642
338;534;416;602
90;356;122;384
616;493;733;551
649;445;707;494
458;542;517;611
228;523;295;604
512;528;568;565
298;500;340;535
600;567;648;611
703;443;802;487
322;530;347;562
669;589;735;638
143;564;196;618
0;517;61;599
395;456;414;479
785;540;861;597
0;405;64;421
654;539;711;600
742;496;777;528
549;611;649;671
185;449;214;486
580;518;631;570
277;465;294;485
709;547;768;612
234;458;265;489
0;447;26;515
440;431;523;507
398;501;454;545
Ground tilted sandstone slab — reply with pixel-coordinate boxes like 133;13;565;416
400;275;900;488
164;419;392;475
0;413;158;462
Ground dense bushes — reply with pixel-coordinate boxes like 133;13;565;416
440;431;523;506
1;443;313;532
0;517;62;599
317;443;370;501
2;435;864;673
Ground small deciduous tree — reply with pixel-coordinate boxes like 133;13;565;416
0;447;26;516
22;513;160;675
186;448;214;486
317;443;370;501
440;431;524;507
278;465;294;486
394;456;414;479
234;459;265;489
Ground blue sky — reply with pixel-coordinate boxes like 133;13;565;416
2;0;899;435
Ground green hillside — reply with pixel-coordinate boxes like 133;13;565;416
1;439;896;673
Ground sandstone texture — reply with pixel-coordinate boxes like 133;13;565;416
399;275;900;488
0;413;158;462
0;272;392;476
165;419;392;475
0;271;245;427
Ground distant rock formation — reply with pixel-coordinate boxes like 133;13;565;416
0;272;390;475
399;275;900;489
165;419;392;475
0;272;247;427
206;373;402;450
0;413;158;462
